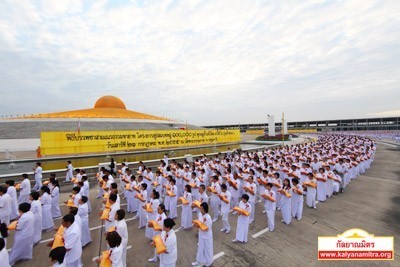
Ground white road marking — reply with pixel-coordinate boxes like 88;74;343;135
251;228;269;239
194;252;225;266
378;142;399;148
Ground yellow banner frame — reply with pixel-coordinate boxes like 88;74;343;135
40;129;241;156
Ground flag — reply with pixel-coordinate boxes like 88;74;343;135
77;119;81;133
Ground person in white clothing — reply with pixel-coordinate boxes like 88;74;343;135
50;180;62;218
62;213;82;267
5;180;19;220
32;162;43;191
18;174;31;204
178;185;192;230
49;246;67;267
219;184;231;234
148;204;168;263
77;196;91;247
65;161;74;183
9;203;35;266
0;238;10;267
29;191;42;244
145;191;161;240
159;218;178;267
192;202;213;267
40;186;54;231
96;231;123;267
291;178;304;221
115;209;128;267
209;176;221;222
0;187;12;226
262;183;276;232
232;194;251;243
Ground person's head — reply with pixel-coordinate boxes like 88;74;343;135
319;168;325;174
69;207;78;216
106;231;122;248
109;193;117;204
67;160;71;164
266;182;273;190
51;179;59;187
79;196;88;204
200;202;209;215
199;184;206;194
163;218;175;232
72;186;80;194
36;162;41;167
74;168;80;174
248;176;254;183
274;172;280;179
221;183;227;192
170;178;176;185
49;246;66;265
5;180;15;187
158;203;166;214
283;178;292;187
292;178;299;186
115;209;126;221
141;183;147;191
18;202;31;214
22;173;28;180
212;175;218;183
152;190;160;200
241;194;249;203
62;213;75;228
30;191;40;201
82;175;88;182
307;173;314;179
0;187;6;196
40;185;50;195
184;184;191;193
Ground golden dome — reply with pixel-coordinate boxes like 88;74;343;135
94;95;126;110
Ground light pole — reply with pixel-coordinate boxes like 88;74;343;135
282;112;285;147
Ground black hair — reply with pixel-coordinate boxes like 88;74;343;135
41;186;50;194
159;203;166;212
106;231;122;248
199;184;205;190
292;178;299;185
266;182;273;188
200;202;209;213
221;184;227;190
116;209;125;220
5;180;15;186
49;246;66;264
141;183;147;190
185;184;192;193
81;196;88;203
153;190;160;199
19;202;31;213
0;222;8;238
163;218;175;229
109;193;117;202
22;173;28;179
0;238;5;252
51;179;60;187
242;194;249;201
111;183;118;189
69;206;78;215
62;213;75;224
0;187;6;194
30;191;40;200
72;186;81;193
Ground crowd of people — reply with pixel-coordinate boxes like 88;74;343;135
0;134;376;266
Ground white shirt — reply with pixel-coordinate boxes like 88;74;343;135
159;229;177;265
64;221;82;263
116;219;128;248
34;166;43;179
0;194;12;219
20;178;31;196
110;245;123;267
198;213;212;240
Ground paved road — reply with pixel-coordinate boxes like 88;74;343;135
8;142;400;267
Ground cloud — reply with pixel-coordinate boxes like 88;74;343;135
0;0;399;125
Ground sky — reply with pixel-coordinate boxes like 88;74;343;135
0;0;399;126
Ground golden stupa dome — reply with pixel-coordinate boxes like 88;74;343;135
94;95;126;109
